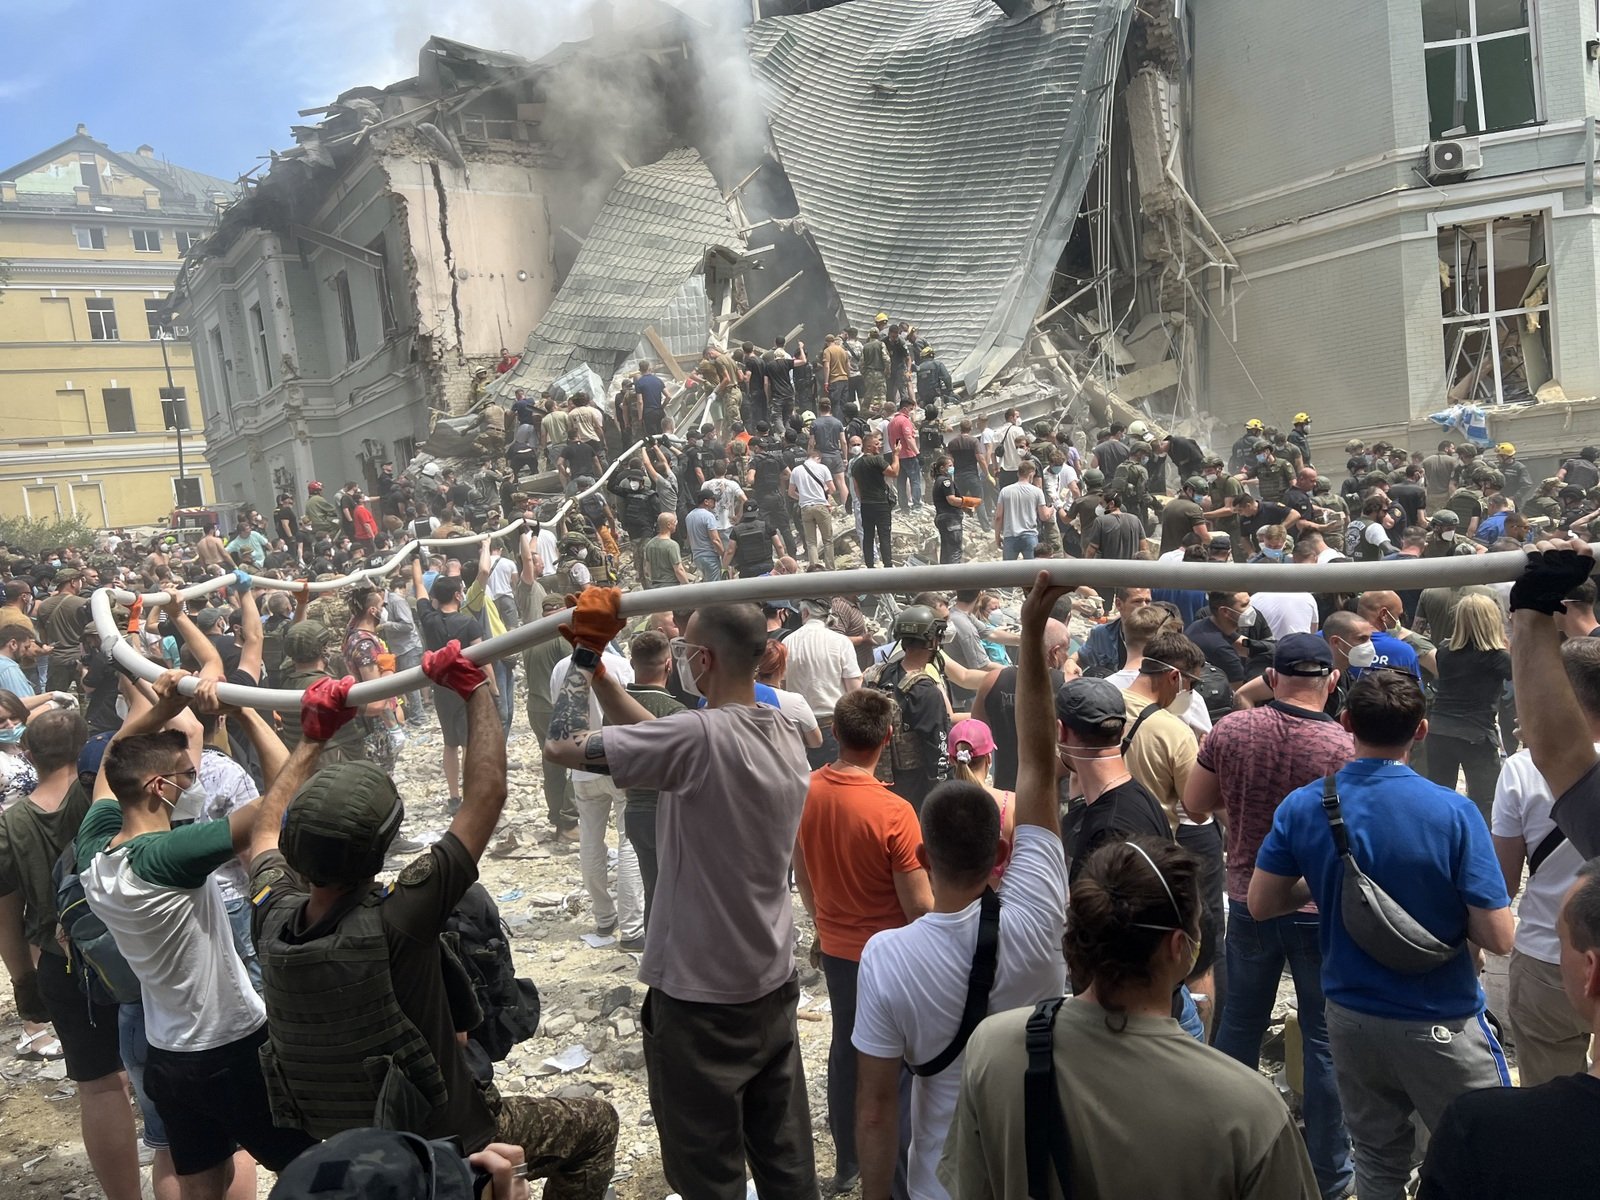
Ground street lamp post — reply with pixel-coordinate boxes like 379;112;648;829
157;329;185;483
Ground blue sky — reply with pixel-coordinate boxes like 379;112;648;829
0;0;605;182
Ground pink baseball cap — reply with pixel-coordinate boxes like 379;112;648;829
947;719;997;762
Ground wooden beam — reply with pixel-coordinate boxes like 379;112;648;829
726;270;804;335
643;327;686;382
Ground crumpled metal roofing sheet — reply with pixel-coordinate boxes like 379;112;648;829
747;0;1135;390
495;148;739;397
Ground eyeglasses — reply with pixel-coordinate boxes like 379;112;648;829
154;766;198;791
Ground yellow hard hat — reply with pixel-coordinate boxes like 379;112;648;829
1497;442;1515;455
1293;412;1311;424
1245;418;1264;432
875;312;889;323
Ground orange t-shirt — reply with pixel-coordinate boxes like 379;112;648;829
798;764;924;960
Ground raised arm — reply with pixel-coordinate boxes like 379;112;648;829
543;588;632;769
234;574;263;681
1014;571;1071;834
163;588;224;681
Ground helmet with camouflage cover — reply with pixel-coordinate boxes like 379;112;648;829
281;762;405;885
892;604;947;649
1082;468;1106;489
267;1128;474;1200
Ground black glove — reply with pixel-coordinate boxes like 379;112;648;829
1509;548;1595;615
13;971;48;1025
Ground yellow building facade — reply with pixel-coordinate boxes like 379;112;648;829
0;128;232;528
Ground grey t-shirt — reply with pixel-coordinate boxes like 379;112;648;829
944;608;989;671
607;705;810;1004
998;482;1046;537
685;507;718;558
811;414;844;455
1087;511;1147;560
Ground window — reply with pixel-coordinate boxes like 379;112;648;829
24;486;61;519
145;299;171;340
209;325;233;410
334;270;360;363
132;227;162;253
70;483;108;528
78;153;99;194
394;437;417;470
1440;211;1552;405
173;477;204;508
369;235;398;336
102;387;136;432
74;226;106;250
176;231;204;254
86;297;119;341
250;302;273;388
1423;0;1540;140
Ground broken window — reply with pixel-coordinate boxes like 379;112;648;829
176;231;204;254
102;388;135;433
86;297;119;341
334;270;360;363
1440;211;1551;404
78;153;99;194
1423;0;1540;139
132;227;162;253
209;325;233;411
250;302;274;389
145;300;170;340
368;235;398;337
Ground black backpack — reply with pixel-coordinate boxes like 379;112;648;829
54;840;142;1007
440;884;540;1082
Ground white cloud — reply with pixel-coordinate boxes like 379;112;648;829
0;74;45;101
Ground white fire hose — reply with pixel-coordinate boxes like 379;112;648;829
90;525;1570;711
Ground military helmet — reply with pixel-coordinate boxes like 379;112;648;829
281;762;405;885
267;1128;474;1200
1082;468;1106;489
892;605;947;648
1429;510;1460;529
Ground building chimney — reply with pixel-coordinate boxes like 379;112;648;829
137;144;155;158
144;188;162;210
0;181;16;204
76;123;89;136
74;185;92;206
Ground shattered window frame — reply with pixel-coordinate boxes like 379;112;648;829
249;302;274;390
1439;209;1552;405
85;297;119;341
176;231;204;254
334;269;360;364
208;324;233;412
101;387;135;433
1422;0;1542;140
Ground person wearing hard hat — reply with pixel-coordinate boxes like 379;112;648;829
1288;413;1313;467
1495;442;1532;505
1230;419;1265;473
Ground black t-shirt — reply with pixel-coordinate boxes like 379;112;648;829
1241;502;1292;544
417;599;484;653
1184;617;1245;684
1063;777;1171;883
851;454;896;507
1419;1073;1600;1200
932;474;966;524
750;450;787;499
1428;646;1512;741
1165;435;1204;478
250;836;496;1151
562;441;602;478
274;505;298;542
82;650;122;734
1390;482;1426;527
1283;486;1314;515
948;434;981;477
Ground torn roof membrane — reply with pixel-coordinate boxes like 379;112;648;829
748;0;1136;390
494;148;741;397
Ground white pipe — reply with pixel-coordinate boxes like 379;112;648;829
90;546;1576;711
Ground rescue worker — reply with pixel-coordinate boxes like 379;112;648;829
861;606;952;814
1495;442;1533;505
1230;419;1265;473
914;346;953;407
1423;509;1463;558
277;621;367;763
548;533;605;596
1288;412;1313;466
305;481;341;538
247;647;619;1197
861;328;889;409
1248;439;1295;504
1528;477;1564;525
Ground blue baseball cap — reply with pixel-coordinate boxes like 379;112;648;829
1274;633;1334;676
78;730;115;781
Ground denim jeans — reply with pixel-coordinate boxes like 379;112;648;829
119;1003;169;1149
1001;531;1038;561
1213;901;1353;1200
895;457;922;509
225;895;262;994
493;657;515;735
693;552;723;581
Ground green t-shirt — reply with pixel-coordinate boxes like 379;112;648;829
621;686;686;813
0;781;93;949
75;798;236;889
642;536;683;589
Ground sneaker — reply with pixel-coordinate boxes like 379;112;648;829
620;935;646;953
446;796;462;817
595;920;618;939
824;1170;860;1195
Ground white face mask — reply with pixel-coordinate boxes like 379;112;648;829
1234;605;1257;629
674;644;706;699
1166;687;1195;719
1343;640;1378;670
1094;504;1106;518
171;779;207;822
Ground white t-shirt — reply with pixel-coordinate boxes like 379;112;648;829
853;825;1068;1200
784;620;862;718
537;529;559;577
485;554;517;599
706;478;746;530
551;652;635;784
998;482;1046;537
1492;747;1595;963
1251;591;1319;639
1315;546;1342;564
173;748;261;905
790;460;831;508
767;685;819;742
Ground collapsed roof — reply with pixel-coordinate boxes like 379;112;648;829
747;0;1137;390
494;148;742;397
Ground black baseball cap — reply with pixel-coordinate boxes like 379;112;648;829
1274;633;1334;676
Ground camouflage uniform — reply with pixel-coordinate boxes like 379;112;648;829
489;1092;619;1200
861;338;889;407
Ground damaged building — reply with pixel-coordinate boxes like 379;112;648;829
186;0;1600;507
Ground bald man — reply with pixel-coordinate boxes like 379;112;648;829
971;618;1076;790
1355;591;1437;678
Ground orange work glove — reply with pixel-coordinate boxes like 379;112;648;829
559;587;625;656
959;495;983;510
126;596;144;637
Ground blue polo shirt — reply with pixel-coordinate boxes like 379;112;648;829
1350;630;1420;680
1255;759;1508;1021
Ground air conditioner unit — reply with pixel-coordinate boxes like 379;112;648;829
172;324;191;337
1426;137;1483;180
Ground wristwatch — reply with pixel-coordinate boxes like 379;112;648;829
572;645;603;673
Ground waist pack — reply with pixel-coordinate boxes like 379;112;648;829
1321;776;1463;974
54;840;142;1006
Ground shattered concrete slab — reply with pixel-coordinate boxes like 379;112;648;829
747;0;1137;392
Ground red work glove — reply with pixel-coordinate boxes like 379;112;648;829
300;676;357;743
558;587;625;655
422;640;489;699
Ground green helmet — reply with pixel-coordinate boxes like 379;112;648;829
892;605;947;647
1082;468;1106;489
281;762;405;885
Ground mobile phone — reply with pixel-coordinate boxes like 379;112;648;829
471;1160;531;1197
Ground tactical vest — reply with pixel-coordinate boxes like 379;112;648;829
732;518;773;575
256;890;449;1140
862;660;935;786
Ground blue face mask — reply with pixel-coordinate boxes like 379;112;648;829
1260;545;1286;561
1255;452;1269;464
0;726;22;746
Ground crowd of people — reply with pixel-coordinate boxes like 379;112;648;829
6;362;1600;1199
